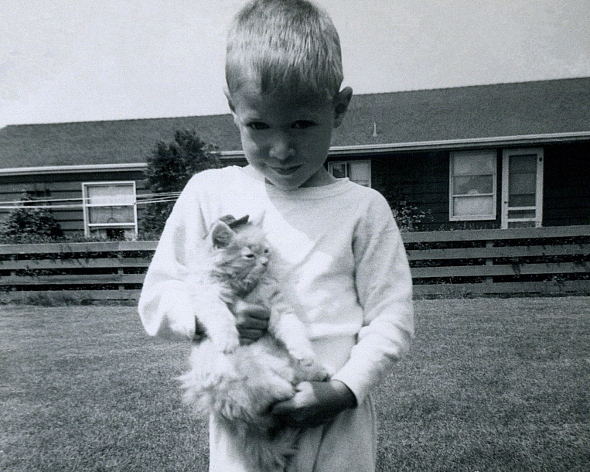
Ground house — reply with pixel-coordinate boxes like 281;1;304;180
0;77;589;238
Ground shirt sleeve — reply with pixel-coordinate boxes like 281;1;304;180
137;174;233;341
331;191;414;404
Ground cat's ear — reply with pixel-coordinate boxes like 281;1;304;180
247;211;265;228
211;221;234;248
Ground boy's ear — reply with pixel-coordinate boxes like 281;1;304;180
224;87;239;124
333;86;353;128
211;221;234;248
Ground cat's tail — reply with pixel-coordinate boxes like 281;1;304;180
180;341;294;430
179;341;242;417
219;416;300;472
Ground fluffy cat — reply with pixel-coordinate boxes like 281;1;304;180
179;215;329;472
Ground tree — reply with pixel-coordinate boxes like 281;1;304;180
0;193;63;242
141;130;222;237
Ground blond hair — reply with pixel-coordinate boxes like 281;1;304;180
226;0;343;101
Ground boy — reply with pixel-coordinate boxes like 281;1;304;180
138;0;414;470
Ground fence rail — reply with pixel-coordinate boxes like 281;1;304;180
1;225;588;303
403;225;589;297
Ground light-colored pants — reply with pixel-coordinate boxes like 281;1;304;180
208;395;377;472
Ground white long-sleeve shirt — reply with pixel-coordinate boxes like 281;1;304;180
138;166;414;404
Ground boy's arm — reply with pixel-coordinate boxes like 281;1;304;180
138;178;232;341
330;193;414;405
137;176;270;343
272;193;413;425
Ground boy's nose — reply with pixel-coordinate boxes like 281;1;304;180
269;134;295;161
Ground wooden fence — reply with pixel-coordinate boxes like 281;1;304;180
1;225;588;303
403;225;589;298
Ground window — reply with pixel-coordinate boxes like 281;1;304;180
82;182;137;239
450;150;497;221
328;160;371;187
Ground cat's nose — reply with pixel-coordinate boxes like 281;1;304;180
260;257;269;266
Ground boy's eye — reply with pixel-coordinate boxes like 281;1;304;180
291;120;316;129
247;122;269;130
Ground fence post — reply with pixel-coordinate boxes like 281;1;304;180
484;239;494;284
117;244;125;293
10;254;17;292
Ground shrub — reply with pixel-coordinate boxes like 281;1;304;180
391;200;430;232
141;130;221;237
0;193;63;243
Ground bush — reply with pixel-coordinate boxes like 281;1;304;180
391;200;430;232
0;193;63;243
141;130;221;237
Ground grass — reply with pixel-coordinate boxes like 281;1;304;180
1;298;589;471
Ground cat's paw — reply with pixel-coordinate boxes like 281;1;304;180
288;346;317;364
296;358;332;382
211;333;240;353
296;356;316;368
312;363;332;382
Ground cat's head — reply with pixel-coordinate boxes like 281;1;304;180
208;215;271;293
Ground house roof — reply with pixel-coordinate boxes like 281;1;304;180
1;77;589;170
0;115;240;169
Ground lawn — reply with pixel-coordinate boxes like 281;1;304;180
1;298;588;471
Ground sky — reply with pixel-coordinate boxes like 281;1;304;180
1;0;589;129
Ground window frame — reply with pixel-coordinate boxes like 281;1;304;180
82;181;138;238
327;160;372;187
449;150;497;221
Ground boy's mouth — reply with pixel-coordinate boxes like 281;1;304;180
269;165;301;175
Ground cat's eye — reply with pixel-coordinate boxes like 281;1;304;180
241;248;255;259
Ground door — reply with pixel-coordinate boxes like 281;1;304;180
501;148;544;229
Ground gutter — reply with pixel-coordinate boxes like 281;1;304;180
221;130;590;158
1;131;589;176
0;162;148;177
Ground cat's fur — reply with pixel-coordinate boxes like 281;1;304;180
179;215;329;471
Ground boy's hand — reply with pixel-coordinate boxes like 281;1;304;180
229;300;270;345
270;380;357;428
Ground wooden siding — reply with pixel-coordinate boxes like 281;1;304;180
339;151;502;231
331;142;590;231
543;143;590;226
0;170;147;236
1;141;589;237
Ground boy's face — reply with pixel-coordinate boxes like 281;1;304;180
228;82;352;191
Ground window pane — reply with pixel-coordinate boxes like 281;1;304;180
509;154;537;173
86;184;135;205
349;161;370;181
88;206;134;224
508;221;535;228
509;168;536;207
330;162;348;179
453;152;495;175
508;209;536;219
509;194;536;207
509;173;536;195
453;196;494;217
329;161;371;186
90;228;136;239
453;175;494;195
